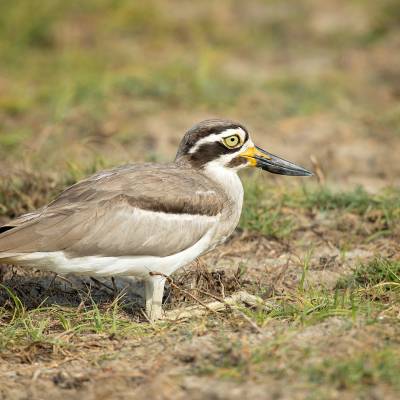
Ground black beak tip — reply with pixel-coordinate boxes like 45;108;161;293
303;169;314;177
253;147;314;177
288;168;314;177
255;157;314;177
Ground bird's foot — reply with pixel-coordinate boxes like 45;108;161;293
144;274;166;322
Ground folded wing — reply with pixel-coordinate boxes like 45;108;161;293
0;164;227;258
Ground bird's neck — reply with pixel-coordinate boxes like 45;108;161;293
201;162;244;247
175;156;244;206
202;162;244;206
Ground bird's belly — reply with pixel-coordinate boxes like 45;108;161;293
11;225;217;277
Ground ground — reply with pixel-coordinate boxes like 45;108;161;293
0;1;399;399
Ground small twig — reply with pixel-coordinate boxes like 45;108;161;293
31;369;42;382
90;277;114;292
140;308;153;325
111;277;117;294
216;272;225;299
41;273;57;298
77;300;85;313
55;275;80;292
310;154;325;185
234;309;263;334
194;287;224;303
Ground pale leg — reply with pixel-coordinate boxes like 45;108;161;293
144;275;166;321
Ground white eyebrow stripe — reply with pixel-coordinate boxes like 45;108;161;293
219;128;246;139
188;127;247;154
188;134;220;154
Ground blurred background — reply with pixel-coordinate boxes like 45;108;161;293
0;0;399;190
1;3;400;397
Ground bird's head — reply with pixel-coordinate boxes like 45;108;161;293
175;119;313;176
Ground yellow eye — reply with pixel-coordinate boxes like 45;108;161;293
223;135;241;149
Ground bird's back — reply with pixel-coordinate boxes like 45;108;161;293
0;163;229;261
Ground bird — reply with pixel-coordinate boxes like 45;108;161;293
0;119;312;320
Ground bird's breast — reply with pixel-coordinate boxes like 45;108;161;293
202;167;244;250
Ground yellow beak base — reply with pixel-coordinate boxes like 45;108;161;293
239;146;271;167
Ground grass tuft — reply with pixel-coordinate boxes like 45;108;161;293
307;349;400;390
0;284;149;352
336;258;400;289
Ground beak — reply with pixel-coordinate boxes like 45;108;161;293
240;146;313;176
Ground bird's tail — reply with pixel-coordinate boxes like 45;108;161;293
0;226;15;234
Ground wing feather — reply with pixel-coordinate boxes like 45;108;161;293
0;164;225;258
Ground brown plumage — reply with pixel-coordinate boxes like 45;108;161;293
0;164;227;258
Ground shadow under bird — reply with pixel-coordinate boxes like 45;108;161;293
0;119;312;320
